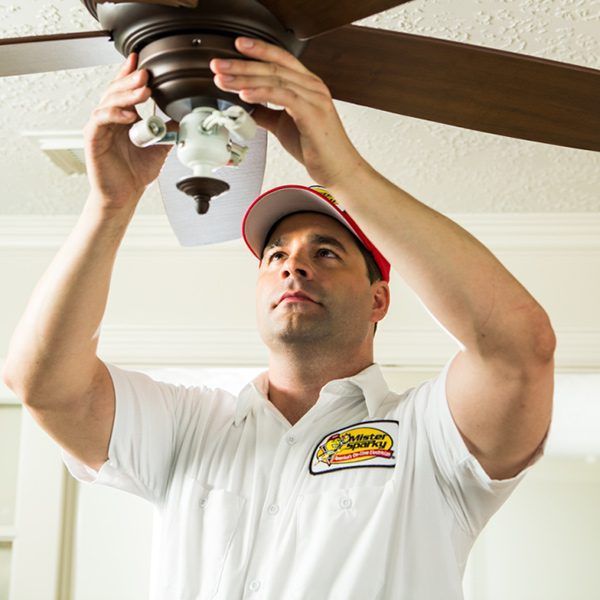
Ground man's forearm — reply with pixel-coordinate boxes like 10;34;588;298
1;192;136;404
329;163;554;361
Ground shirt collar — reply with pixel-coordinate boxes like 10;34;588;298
234;363;390;426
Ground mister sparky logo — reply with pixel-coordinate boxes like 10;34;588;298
310;420;398;475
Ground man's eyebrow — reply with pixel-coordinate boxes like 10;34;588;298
309;234;349;254
262;234;348;257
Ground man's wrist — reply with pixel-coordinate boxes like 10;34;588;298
82;189;140;226
86;187;142;213
328;159;381;205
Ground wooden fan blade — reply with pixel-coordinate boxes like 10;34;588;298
300;26;600;151
0;31;122;77
159;127;267;246
97;0;198;6
259;0;412;40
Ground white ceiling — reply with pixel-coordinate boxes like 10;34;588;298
0;0;598;215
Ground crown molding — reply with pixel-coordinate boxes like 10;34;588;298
0;213;599;253
96;324;600;371
2;326;594;386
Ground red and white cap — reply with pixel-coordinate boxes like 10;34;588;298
241;184;391;282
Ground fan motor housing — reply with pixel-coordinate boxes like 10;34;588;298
82;0;307;121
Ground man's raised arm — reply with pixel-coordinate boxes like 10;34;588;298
1;53;177;471
328;165;556;480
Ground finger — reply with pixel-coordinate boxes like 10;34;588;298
101;69;148;104
214;74;325;108
98;86;152;111
210;57;327;96
114;52;138;79
89;106;140;129
249;104;282;133
233;37;313;77
235;84;321;123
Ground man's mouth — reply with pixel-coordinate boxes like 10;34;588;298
281;296;314;303
278;291;317;305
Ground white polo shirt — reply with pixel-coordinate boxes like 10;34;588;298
61;350;548;600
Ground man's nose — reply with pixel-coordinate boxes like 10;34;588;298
280;253;313;279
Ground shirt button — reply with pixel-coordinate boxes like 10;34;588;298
248;580;261;591
267;504;279;515
339;496;352;509
199;497;207;508
286;435;296;445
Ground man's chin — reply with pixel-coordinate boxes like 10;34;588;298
274;300;322;311
263;321;332;346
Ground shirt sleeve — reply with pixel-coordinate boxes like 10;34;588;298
420;350;551;537
60;361;212;505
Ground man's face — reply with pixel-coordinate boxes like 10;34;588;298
255;211;385;351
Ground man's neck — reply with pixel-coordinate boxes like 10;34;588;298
266;347;374;426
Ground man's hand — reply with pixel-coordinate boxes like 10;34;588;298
83;53;178;212
210;37;369;188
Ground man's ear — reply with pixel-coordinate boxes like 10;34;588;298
371;281;390;321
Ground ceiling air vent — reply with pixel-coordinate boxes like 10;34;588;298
20;131;86;175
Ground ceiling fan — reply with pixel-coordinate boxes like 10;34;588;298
1;0;598;247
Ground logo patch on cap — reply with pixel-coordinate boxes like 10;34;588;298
309;420;398;475
308;185;341;208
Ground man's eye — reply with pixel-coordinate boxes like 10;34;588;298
317;248;337;258
267;248;337;261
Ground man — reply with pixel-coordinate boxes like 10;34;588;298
2;36;555;599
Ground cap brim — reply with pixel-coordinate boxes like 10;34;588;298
242;185;351;259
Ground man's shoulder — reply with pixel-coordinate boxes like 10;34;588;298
377;375;439;420
106;362;240;419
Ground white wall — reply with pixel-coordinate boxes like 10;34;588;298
464;458;600;600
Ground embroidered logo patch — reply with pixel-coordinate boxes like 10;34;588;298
309;420;398;475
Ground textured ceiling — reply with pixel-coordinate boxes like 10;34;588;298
0;0;598;215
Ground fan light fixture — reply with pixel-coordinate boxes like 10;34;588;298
89;0;305;215
129;104;258;213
